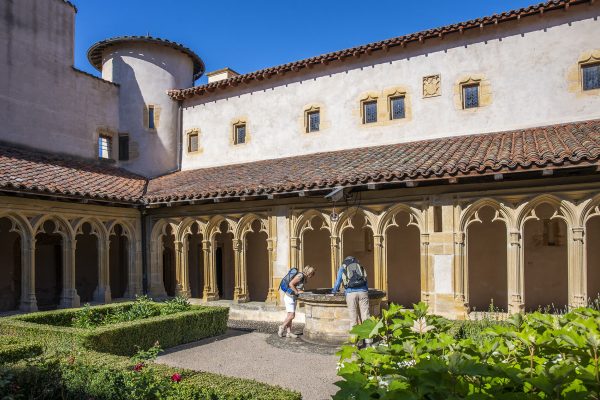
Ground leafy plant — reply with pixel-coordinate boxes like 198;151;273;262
335;302;600;399
161;296;191;315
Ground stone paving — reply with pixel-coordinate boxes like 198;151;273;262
156;320;341;400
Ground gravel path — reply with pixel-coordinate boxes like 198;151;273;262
157;329;340;400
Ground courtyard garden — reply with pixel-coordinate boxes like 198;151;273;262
0;296;301;399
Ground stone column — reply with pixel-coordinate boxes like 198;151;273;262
147;239;167;298
19;236;38;312
453;232;467;306
59;236;80;308
372;234;385;291
233;238;249;303
570;227;586;308
290;237;300;269
507;230;524;313
174;240;191;298
266;237;278;304
330;235;341;286
203;239;218;301
420;233;431;304
93;238;111;303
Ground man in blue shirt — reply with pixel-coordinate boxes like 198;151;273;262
332;256;370;331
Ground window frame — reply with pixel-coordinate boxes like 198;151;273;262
187;131;199;153
148;105;155;130
362;100;378;124
98;134;112;160
305;109;320;133
461;83;480;109
233;122;247;145
388;95;406;120
581;62;600;91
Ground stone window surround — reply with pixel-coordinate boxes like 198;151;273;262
304;106;320;133
186;128;201;154
231;119;249;146
95;127;117;161
454;75;492;111
579;52;600;92
143;104;160;131
357;88;412;127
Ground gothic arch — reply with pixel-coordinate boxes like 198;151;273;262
0;211;32;241
292;209;331;239
377;203;424;236
236;213;269;240
332;207;376;238
32;214;74;240
459;198;514;232
516;194;576;231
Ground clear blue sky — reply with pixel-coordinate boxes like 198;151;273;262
71;0;537;85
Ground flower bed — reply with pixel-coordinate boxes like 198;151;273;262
335;302;600;399
0;298;229;356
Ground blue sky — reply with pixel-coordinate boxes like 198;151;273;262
71;0;537;85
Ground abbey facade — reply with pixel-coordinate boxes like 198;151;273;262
1;0;599;318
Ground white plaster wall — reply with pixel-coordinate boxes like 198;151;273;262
0;0;119;159
181;6;600;170
102;43;194;177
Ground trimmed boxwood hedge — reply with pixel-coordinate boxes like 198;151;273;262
0;304;229;356
0;336;43;364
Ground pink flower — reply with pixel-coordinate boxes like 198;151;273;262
133;362;144;372
171;373;182;383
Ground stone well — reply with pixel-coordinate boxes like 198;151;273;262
299;289;386;345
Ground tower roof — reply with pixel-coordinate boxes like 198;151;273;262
87;35;205;80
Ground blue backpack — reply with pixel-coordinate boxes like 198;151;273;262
279;268;299;296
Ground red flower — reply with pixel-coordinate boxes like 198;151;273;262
133;362;144;372
171;373;182;383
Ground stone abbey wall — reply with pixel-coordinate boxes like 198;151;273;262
180;5;600;171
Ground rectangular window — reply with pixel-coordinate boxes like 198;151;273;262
148;105;155;129
118;134;129;161
582;63;600;91
188;132;199;152
363;101;377;124
389;96;406;120
462;84;479;109
234;124;246;145
306;110;320;133
98;135;112;159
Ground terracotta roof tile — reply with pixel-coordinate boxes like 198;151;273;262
144;119;600;203
168;0;591;100
0;145;146;203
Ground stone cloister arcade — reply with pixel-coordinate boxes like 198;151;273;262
0;198;142;313
147;189;600;317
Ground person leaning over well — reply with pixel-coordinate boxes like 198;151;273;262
278;265;316;339
331;256;371;343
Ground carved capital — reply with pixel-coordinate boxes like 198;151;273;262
290;237;300;249
454;232;465;245
232;239;242;252
330;236;340;247
509;231;521;246
572;227;585;242
202;240;211;251
420;233;430;245
266;238;276;251
372;234;384;246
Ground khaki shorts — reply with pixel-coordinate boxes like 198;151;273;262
346;291;370;329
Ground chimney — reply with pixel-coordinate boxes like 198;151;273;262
207;68;240;83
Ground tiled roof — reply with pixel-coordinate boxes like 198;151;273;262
0;145;146;203
168;0;591;100
144;119;600;203
88;36;205;80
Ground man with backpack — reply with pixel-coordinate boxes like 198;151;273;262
331;256;370;332
278;265;316;338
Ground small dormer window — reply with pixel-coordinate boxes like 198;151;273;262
98;135;112;159
582;63;600;91
462;84;480;109
389;96;406;120
306;110;320;133
234;123;246;145
188;132;199;152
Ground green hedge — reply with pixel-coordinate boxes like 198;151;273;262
0;305;229;356
0;336;43;364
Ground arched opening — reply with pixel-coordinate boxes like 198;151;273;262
523;203;568;312
302;216;332;290
109;224;129;299
162;225;176;297
586;215;600;304
246;219;269;301
35;220;62;310
187;222;204;299
75;222;99;303
385;212;421;307
341;212;374;288
0;218;21;311
467;206;508;312
214;221;234;300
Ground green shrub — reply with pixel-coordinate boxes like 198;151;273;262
0;304;229;356
0;336;43;364
335;302;600;399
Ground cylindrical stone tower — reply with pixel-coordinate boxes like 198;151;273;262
88;36;204;177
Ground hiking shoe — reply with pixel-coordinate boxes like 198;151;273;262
286;331;299;339
277;325;285;338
